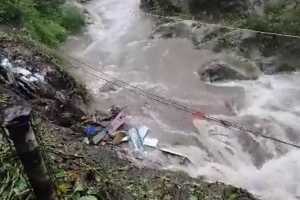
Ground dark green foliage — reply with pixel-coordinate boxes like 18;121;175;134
35;0;66;13
59;5;85;33
241;2;300;36
188;0;248;16
278;63;298;72
147;0;182;15
0;0;85;47
0;0;23;24
0;132;33;200
0;0;36;24
25;18;68;47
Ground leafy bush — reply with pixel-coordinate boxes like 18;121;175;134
0;0;22;24
0;0;35;24
0;0;85;47
25;18;68;47
59;5;85;33
241;2;300;36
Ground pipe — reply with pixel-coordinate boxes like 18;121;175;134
3;105;57;200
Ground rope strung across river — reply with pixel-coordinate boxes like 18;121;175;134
67;55;300;149
129;8;300;40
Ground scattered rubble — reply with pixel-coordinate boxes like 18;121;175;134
81;106;192;163
0;38;86;128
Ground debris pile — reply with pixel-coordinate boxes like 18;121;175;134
0;47;86;127
0;54;190;165
82;106;190;163
0;56;47;98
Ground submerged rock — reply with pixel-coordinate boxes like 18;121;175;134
199;58;260;82
199;61;249;82
151;20;194;39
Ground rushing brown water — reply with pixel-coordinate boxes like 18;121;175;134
62;0;300;199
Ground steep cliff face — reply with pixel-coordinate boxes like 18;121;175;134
141;0;264;20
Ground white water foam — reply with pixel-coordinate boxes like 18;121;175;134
182;73;300;200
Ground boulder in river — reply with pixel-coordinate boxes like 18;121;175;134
199;61;247;82
198;59;260;82
151;20;194;39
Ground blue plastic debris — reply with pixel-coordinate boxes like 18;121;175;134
84;126;100;137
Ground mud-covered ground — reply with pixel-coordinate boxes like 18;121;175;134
0;32;259;200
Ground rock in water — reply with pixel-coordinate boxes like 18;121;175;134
199;61;250;82
151;20;194;39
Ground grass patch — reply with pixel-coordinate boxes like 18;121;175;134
0;131;33;200
0;0;85;47
60;4;85;33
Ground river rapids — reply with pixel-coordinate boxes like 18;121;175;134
62;0;300;199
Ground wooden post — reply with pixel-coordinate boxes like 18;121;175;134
3;105;57;200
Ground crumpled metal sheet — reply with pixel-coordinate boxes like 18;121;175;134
2;105;32;126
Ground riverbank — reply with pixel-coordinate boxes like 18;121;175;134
0;23;260;200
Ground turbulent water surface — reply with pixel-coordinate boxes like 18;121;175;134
62;0;300;199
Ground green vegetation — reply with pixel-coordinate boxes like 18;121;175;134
241;2;300;36
0;0;85;47
145;0;300;36
278;63;299;72
0;131;33;200
142;0;182;16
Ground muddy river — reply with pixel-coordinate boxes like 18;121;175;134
62;0;300;199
